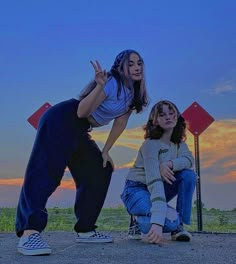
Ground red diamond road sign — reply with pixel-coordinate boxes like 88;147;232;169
182;101;214;136
27;102;52;129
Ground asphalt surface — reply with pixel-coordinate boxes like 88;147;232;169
1;231;236;264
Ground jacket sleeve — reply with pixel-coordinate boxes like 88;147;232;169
172;142;194;171
141;140;167;226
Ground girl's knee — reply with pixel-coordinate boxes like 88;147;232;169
181;169;196;185
122;186;151;216
129;205;151;216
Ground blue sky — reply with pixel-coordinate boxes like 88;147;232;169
0;1;236;209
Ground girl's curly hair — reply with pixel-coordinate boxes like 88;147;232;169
143;100;187;144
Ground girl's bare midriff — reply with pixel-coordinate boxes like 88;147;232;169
87;115;102;127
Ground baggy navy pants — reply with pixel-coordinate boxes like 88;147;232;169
16;99;113;237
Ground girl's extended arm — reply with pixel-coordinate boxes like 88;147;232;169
102;110;132;168
77;84;106;118
77;60;107;118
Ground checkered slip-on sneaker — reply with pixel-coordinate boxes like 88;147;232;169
171;225;192;242
17;233;52;256
128;215;141;240
75;230;113;243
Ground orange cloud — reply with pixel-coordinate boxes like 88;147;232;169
214;171;236;183
115;158;136;169
0;178;75;190
93;128;144;150
184;120;236;183
0;178;23;186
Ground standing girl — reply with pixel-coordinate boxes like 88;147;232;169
16;49;149;255
121;100;196;244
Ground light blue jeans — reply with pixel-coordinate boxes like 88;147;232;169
121;169;196;234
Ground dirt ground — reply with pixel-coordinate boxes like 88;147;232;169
1;231;236;264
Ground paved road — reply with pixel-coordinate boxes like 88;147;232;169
1;231;236;264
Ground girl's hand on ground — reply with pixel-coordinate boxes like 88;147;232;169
142;224;164;244
90;60;107;87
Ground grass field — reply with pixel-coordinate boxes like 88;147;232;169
0;207;235;233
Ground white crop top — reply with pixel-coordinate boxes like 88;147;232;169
91;77;133;125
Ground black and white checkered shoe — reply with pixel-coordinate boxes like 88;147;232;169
17;233;52;256
75;230;113;243
128;215;141;240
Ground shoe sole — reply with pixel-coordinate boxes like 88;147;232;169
75;238;113;243
173;236;191;242
128;234;141;240
17;247;52;256
172;234;191;242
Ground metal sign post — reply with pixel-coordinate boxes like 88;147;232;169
182;102;214;231
194;135;203;231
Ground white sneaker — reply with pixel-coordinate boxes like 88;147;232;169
75;230;113;243
17;233;52;256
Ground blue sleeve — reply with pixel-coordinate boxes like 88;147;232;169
104;77;117;97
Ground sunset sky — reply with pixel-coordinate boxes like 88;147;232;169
0;0;236;210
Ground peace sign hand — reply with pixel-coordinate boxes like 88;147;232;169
90;60;107;87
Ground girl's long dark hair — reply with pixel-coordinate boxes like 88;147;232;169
78;49;149;113
143;100;187;144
